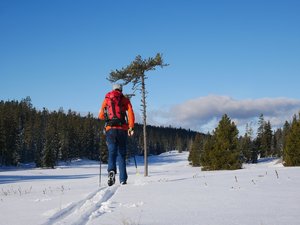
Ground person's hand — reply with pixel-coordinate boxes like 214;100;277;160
128;127;134;136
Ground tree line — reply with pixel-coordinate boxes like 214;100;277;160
189;113;300;170
3;97;297;170
0;97;197;168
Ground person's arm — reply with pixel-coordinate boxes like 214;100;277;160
98;99;107;120
127;101;135;129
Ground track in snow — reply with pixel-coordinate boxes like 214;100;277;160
42;185;119;225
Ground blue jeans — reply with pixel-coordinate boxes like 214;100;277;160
106;129;128;183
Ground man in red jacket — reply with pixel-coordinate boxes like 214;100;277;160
98;83;135;186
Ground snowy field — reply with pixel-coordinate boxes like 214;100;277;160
1;151;300;225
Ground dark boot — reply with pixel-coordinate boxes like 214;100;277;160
108;171;116;186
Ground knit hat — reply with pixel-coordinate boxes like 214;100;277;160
112;83;122;91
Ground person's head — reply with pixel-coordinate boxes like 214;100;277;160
112;83;122;92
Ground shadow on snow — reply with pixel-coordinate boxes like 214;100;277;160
0;174;97;185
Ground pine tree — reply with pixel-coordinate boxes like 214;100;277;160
42;115;58;168
0;117;6;166
200;134;214;169
3;108;19;166
239;123;255;163
255;115;274;158
32;112;44;167
175;133;184;153
239;135;252;163
273;128;283;157
282;120;291;150
263;121;273;156
246;122;258;163
201;114;241;170
57;109;69;161
283;113;300;166
21;97;35;163
107;53;168;176
188;133;204;166
256;114;266;157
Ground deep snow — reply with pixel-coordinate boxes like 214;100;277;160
0;151;300;225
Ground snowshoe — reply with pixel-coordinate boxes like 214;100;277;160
108;171;116;186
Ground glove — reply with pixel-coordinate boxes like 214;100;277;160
128;127;134;136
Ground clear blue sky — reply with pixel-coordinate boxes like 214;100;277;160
1;0;300;133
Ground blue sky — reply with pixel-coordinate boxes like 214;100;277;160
1;0;300;134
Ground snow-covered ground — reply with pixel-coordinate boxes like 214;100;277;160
1;151;300;225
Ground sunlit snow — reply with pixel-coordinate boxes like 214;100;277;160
1;151;299;225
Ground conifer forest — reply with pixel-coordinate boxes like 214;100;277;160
0;97;197;168
1;97;299;169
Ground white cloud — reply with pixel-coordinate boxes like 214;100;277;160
147;95;300;134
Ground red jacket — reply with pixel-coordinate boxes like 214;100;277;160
98;90;135;131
